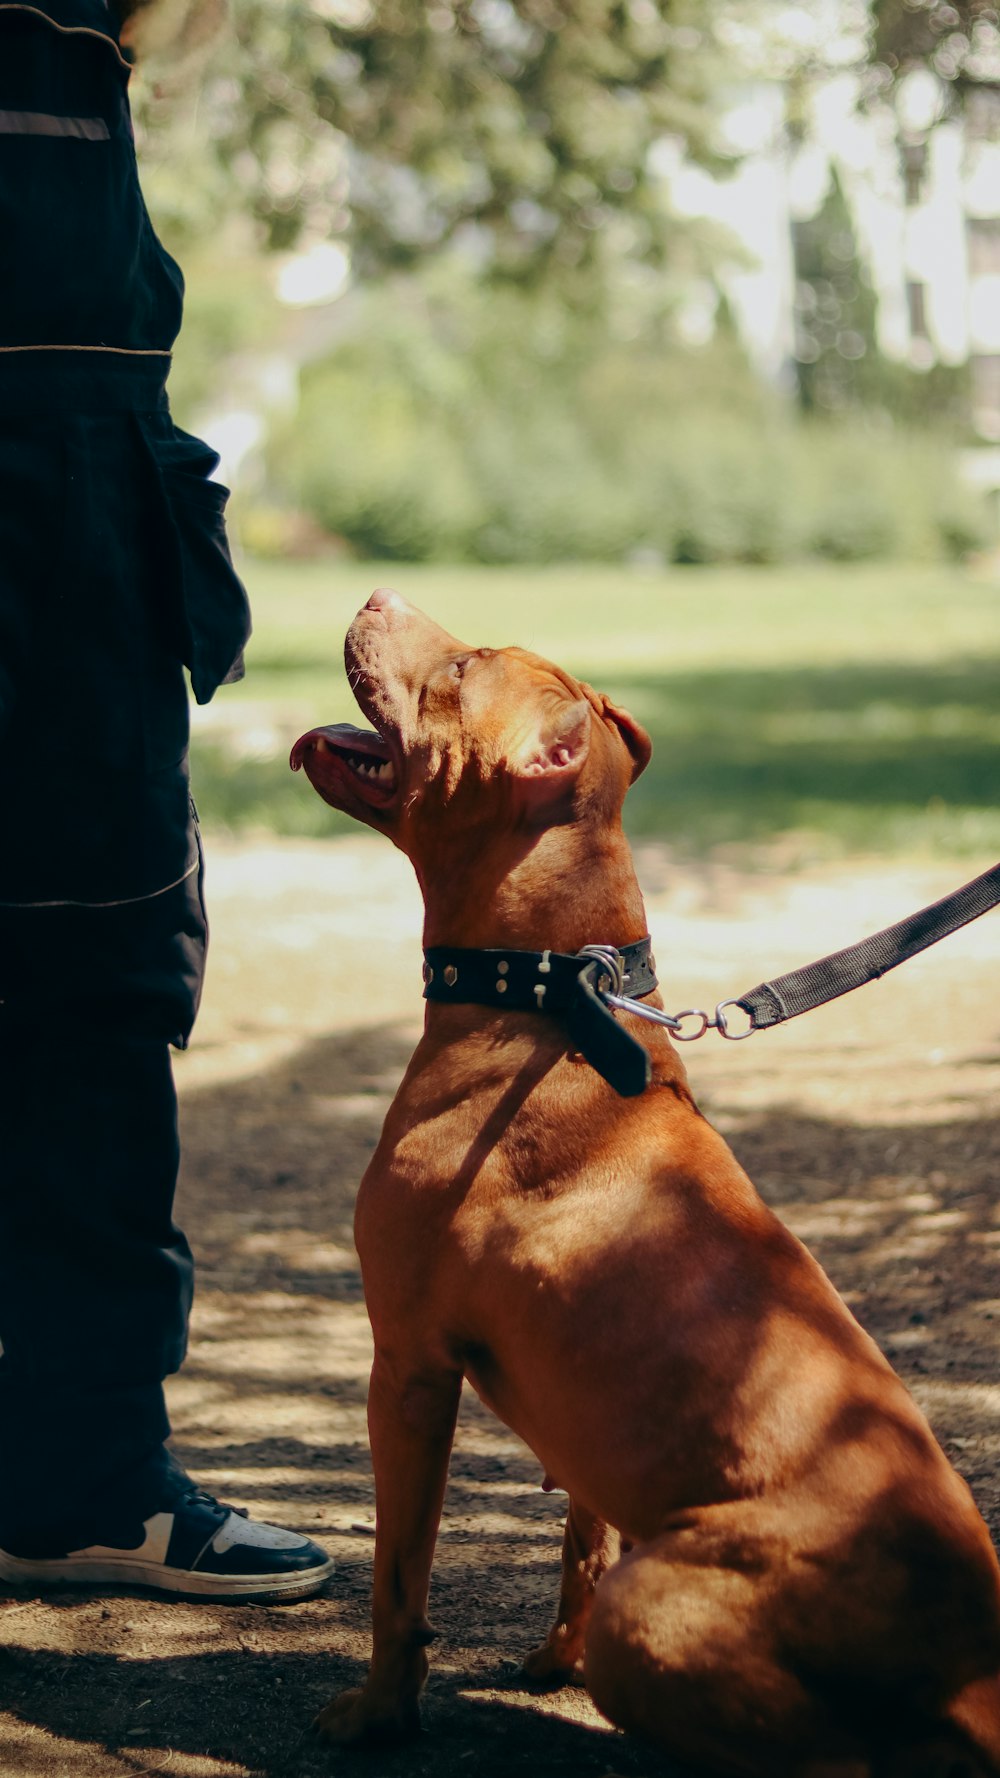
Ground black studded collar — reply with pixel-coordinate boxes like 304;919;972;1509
421;937;658;1097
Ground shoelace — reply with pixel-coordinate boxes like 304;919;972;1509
177;1486;248;1523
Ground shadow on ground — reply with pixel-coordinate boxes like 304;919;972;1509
0;1642;678;1778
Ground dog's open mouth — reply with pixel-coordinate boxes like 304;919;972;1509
290;722;398;810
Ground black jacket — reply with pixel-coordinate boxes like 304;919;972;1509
0;0;184;351
0;0;250;905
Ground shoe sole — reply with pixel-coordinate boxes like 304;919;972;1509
0;1548;336;1604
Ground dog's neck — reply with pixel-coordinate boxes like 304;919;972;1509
416;815;649;956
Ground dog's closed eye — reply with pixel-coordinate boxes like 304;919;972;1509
447;648;496;685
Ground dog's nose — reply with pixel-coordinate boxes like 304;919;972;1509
366;587;407;613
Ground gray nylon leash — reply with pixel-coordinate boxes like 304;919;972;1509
601;861;1000;1044
735;860;1000;1032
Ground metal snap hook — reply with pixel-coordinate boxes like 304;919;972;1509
578;944;625;998
714;999;756;1040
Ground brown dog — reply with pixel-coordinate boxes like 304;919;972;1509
292;589;1000;1776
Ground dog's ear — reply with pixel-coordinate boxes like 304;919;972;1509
508;696;591;810
602;696;651;784
577;682;652;785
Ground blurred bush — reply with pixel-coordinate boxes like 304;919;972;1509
264;280;990;566
163;245;283;421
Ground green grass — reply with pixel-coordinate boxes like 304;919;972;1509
191;560;1000;862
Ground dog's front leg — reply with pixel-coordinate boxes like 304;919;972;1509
313;1349;462;1746
522;1498;623;1686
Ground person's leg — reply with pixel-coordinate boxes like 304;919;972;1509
0;816;334;1599
0;411;331;1598
0;869;201;1550
0;408;199;1540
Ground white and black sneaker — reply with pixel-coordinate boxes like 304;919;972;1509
0;1485;335;1604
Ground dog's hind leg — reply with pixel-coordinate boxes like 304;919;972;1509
583;1539;861;1778
932;1672;1000;1777
522;1499;622;1686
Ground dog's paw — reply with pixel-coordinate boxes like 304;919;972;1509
521;1641;581;1689
311;1687;421;1746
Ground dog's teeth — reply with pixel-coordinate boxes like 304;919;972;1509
344;752;394;785
315;737;331;753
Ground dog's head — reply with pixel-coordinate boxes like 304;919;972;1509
291;591;650;873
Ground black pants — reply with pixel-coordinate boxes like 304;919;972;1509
0;400;211;1548
0;859;207;1547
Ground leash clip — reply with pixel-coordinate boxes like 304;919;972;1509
672;1000;756;1042
669;1002;754;1038
715;998;756;1040
577;943;626;998
579;942;757;1048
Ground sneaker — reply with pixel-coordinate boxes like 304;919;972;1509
0;1485;335;1604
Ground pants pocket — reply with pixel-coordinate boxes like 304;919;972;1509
137;416;252;706
0;416;198;906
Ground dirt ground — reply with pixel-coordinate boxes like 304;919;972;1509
2;837;999;1778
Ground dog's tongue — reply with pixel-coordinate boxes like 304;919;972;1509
289;722;385;771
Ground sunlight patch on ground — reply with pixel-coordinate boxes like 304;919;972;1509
459;1682;611;1730
0;1729;247;1777
912;1381;1000;1420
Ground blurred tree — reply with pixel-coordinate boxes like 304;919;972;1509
792;166;879;413
136;0;740;296
259;267;988;566
792;164;969;425
870;2;1000;96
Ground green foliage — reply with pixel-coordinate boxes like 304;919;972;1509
791;166;973;431
265;279;991;565
870;1;1000;97
134;0;741;300
792;166;881;415
162;246;284;421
